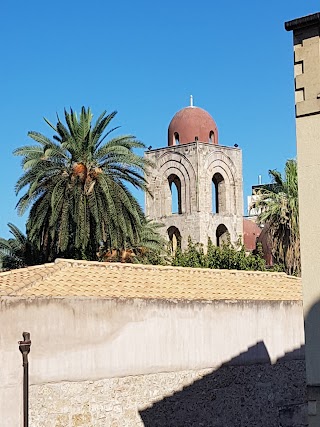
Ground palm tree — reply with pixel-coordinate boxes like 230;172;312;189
254;159;300;276
14;107;152;260
98;219;167;264
0;223;42;270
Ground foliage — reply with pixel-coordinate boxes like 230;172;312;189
172;237;266;271
254;159;300;276
98;219;167;265
131;219;168;264
14;107;153;261
0;223;42;270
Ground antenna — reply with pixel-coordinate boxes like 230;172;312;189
190;95;193;107
258;175;262;185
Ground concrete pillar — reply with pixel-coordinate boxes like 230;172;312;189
285;13;320;426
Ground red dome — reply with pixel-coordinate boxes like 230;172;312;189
168;106;218;146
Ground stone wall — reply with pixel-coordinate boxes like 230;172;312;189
30;358;307;426
1;297;305;425
145;142;243;249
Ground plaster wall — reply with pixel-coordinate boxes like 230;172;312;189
286;17;320;424
0;297;304;426
291;22;320;391
296;113;320;399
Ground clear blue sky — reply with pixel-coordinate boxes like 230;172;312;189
0;1;318;238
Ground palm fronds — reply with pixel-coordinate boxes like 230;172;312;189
253;159;300;275
14;107;155;261
0;223;42;270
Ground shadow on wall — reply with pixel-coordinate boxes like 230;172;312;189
305;299;320;381
139;341;307;427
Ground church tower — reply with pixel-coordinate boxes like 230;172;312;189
145;98;243;250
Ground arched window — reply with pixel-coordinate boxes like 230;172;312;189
173;132;180;145
168;174;182;214
212;173;226;214
168;226;181;254
209;130;214;143
216;224;229;247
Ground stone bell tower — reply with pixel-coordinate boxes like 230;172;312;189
145;97;243;250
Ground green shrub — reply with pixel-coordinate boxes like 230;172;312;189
172;237;267;271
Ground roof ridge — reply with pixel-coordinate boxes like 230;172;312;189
0;258;300;282
3;261;69;296
53;258;300;280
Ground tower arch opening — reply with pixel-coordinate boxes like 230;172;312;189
209;130;214;143
216;224;229;247
212;173;226;213
173;132;180;145
168;226;181;254
168;174;182;214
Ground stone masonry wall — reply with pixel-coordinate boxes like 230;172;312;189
30;360;306;427
145;142;243;250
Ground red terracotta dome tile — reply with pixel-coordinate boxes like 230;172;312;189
168;106;218;146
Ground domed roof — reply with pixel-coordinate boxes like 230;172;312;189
168;103;218;146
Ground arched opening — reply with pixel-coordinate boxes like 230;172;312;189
168;174;182;214
216;224;229;247
212;173;226;213
209;130;214;143
168;226;181;254
173;132;180;145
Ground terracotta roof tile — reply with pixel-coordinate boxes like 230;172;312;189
0;259;302;301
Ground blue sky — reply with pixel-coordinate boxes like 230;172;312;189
0;1;318;238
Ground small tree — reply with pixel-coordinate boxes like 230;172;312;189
254;159;300;276
172;237;266;272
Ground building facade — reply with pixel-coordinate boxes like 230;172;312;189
286;12;320;426
145;100;243;250
0;259;305;426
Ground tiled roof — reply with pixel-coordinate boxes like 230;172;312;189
0;259;302;301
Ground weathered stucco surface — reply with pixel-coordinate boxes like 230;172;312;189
0;296;304;426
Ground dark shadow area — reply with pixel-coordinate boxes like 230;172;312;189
139;342;307;427
303;299;320;418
